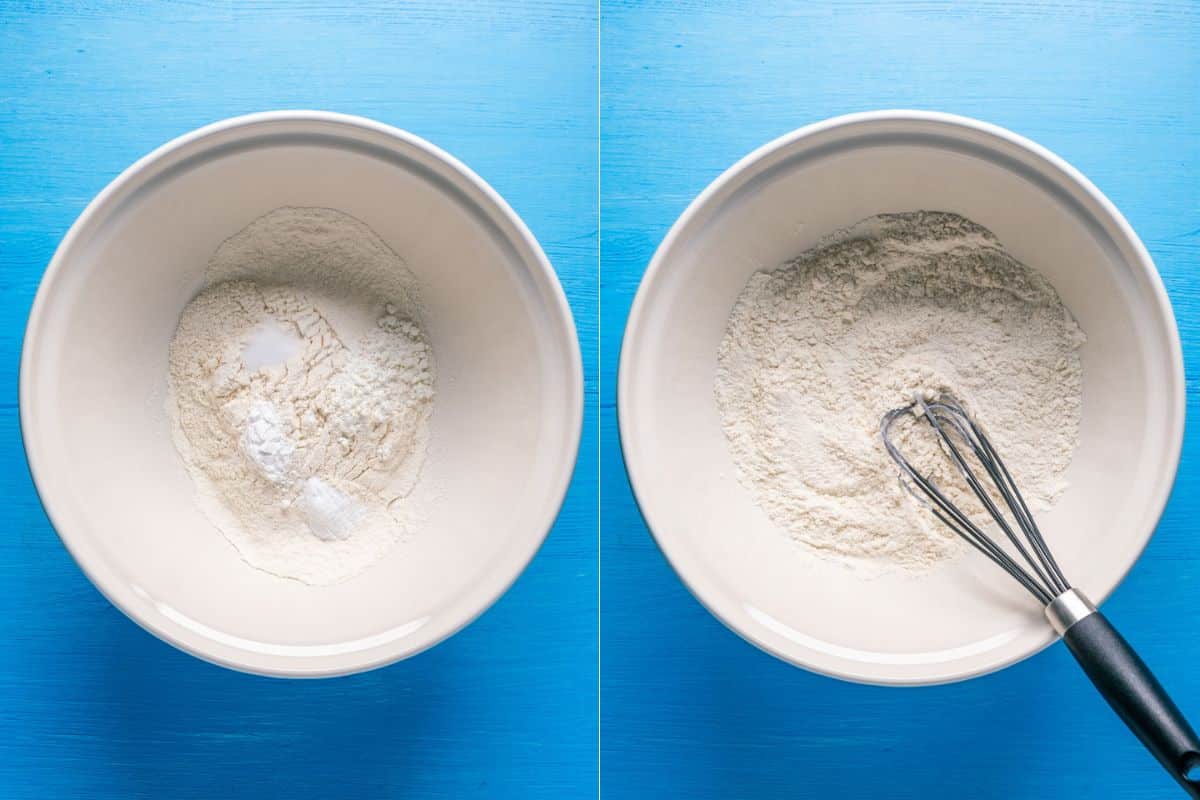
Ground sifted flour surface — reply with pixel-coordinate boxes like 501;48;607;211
167;208;435;584
715;211;1085;569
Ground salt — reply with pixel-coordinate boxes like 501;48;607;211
297;477;365;542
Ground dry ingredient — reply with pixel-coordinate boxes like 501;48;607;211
715;211;1085;569
167;208;435;584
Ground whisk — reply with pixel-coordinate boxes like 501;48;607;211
882;395;1200;797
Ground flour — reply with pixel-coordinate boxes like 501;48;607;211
167;208;435;585
715;211;1085;569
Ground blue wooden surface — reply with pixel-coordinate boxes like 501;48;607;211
601;2;1199;799
0;2;597;798
7;1;1200;797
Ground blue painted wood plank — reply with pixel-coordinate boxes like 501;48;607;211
600;2;1199;798
0;2;597;798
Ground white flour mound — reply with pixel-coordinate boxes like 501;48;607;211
167;208;435;585
715;211;1085;569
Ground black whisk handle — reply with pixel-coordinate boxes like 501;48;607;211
1060;610;1200;797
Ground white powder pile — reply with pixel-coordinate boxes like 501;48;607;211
167;208;435;584
715;211;1085;569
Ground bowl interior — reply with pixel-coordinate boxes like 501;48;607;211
620;115;1181;684
22;116;581;675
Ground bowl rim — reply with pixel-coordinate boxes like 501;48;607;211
20;110;584;678
617;109;1185;686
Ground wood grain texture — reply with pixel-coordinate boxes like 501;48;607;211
600;1;1199;798
0;2;597;798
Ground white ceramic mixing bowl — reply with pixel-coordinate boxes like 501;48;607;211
21;111;583;677
619;110;1183;685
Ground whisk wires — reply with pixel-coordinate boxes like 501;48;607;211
880;396;1070;606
